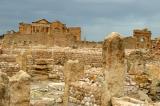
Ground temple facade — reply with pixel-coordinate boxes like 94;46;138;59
2;19;81;47
19;19;81;41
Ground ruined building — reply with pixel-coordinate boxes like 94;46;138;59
133;28;152;49
123;28;152;49
19;19;81;41
2;19;81;47
1;19;153;50
1;19;160;106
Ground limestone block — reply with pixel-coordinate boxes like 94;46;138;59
112;97;146;106
9;70;31;106
0;54;17;63
111;97;160;106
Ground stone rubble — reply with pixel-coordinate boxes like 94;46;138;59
0;30;160;106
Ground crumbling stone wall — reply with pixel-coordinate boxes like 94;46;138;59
2;33;103;48
0;54;20;76
0;47;102;81
74;41;102;48
122;28;152;49
123;36;136;49
133;28;152;49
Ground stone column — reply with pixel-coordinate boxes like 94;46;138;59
63;60;84;106
34;26;36;33
37;26;39;32
31;26;33;33
46;27;49;34
101;32;125;106
9;70;31;106
36;26;38;32
32;26;34;33
34;26;36;32
39;26;41;32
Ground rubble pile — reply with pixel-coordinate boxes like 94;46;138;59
0;33;160;106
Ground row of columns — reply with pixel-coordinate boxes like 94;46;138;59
31;26;50;33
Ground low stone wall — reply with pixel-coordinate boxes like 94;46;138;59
74;41;102;48
0;47;102;80
2;47;103;67
0;54;20;76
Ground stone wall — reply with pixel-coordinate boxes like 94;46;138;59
2;47;102;66
2;33;102;49
0;54;20;76
74;41;102;48
2;33;75;48
123;36;136;49
0;47;102;80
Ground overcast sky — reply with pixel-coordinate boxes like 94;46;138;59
0;0;160;41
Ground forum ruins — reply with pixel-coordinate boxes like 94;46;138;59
1;19;154;49
0;19;160;106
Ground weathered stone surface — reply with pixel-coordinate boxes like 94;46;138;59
101;32;125;106
30;81;64;106
0;54;20;76
112;97;146;106
112;97;160;106
63;60;84;106
0;72;9;106
9;70;31;106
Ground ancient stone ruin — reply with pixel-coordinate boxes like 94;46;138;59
0;70;31;106
0;19;160;106
101;32;125;106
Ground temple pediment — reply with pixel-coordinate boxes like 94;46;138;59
32;19;50;24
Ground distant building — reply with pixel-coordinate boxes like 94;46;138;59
1;19;153;49
19;19;81;41
123;28;152;49
2;19;81;47
133;28;152;49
